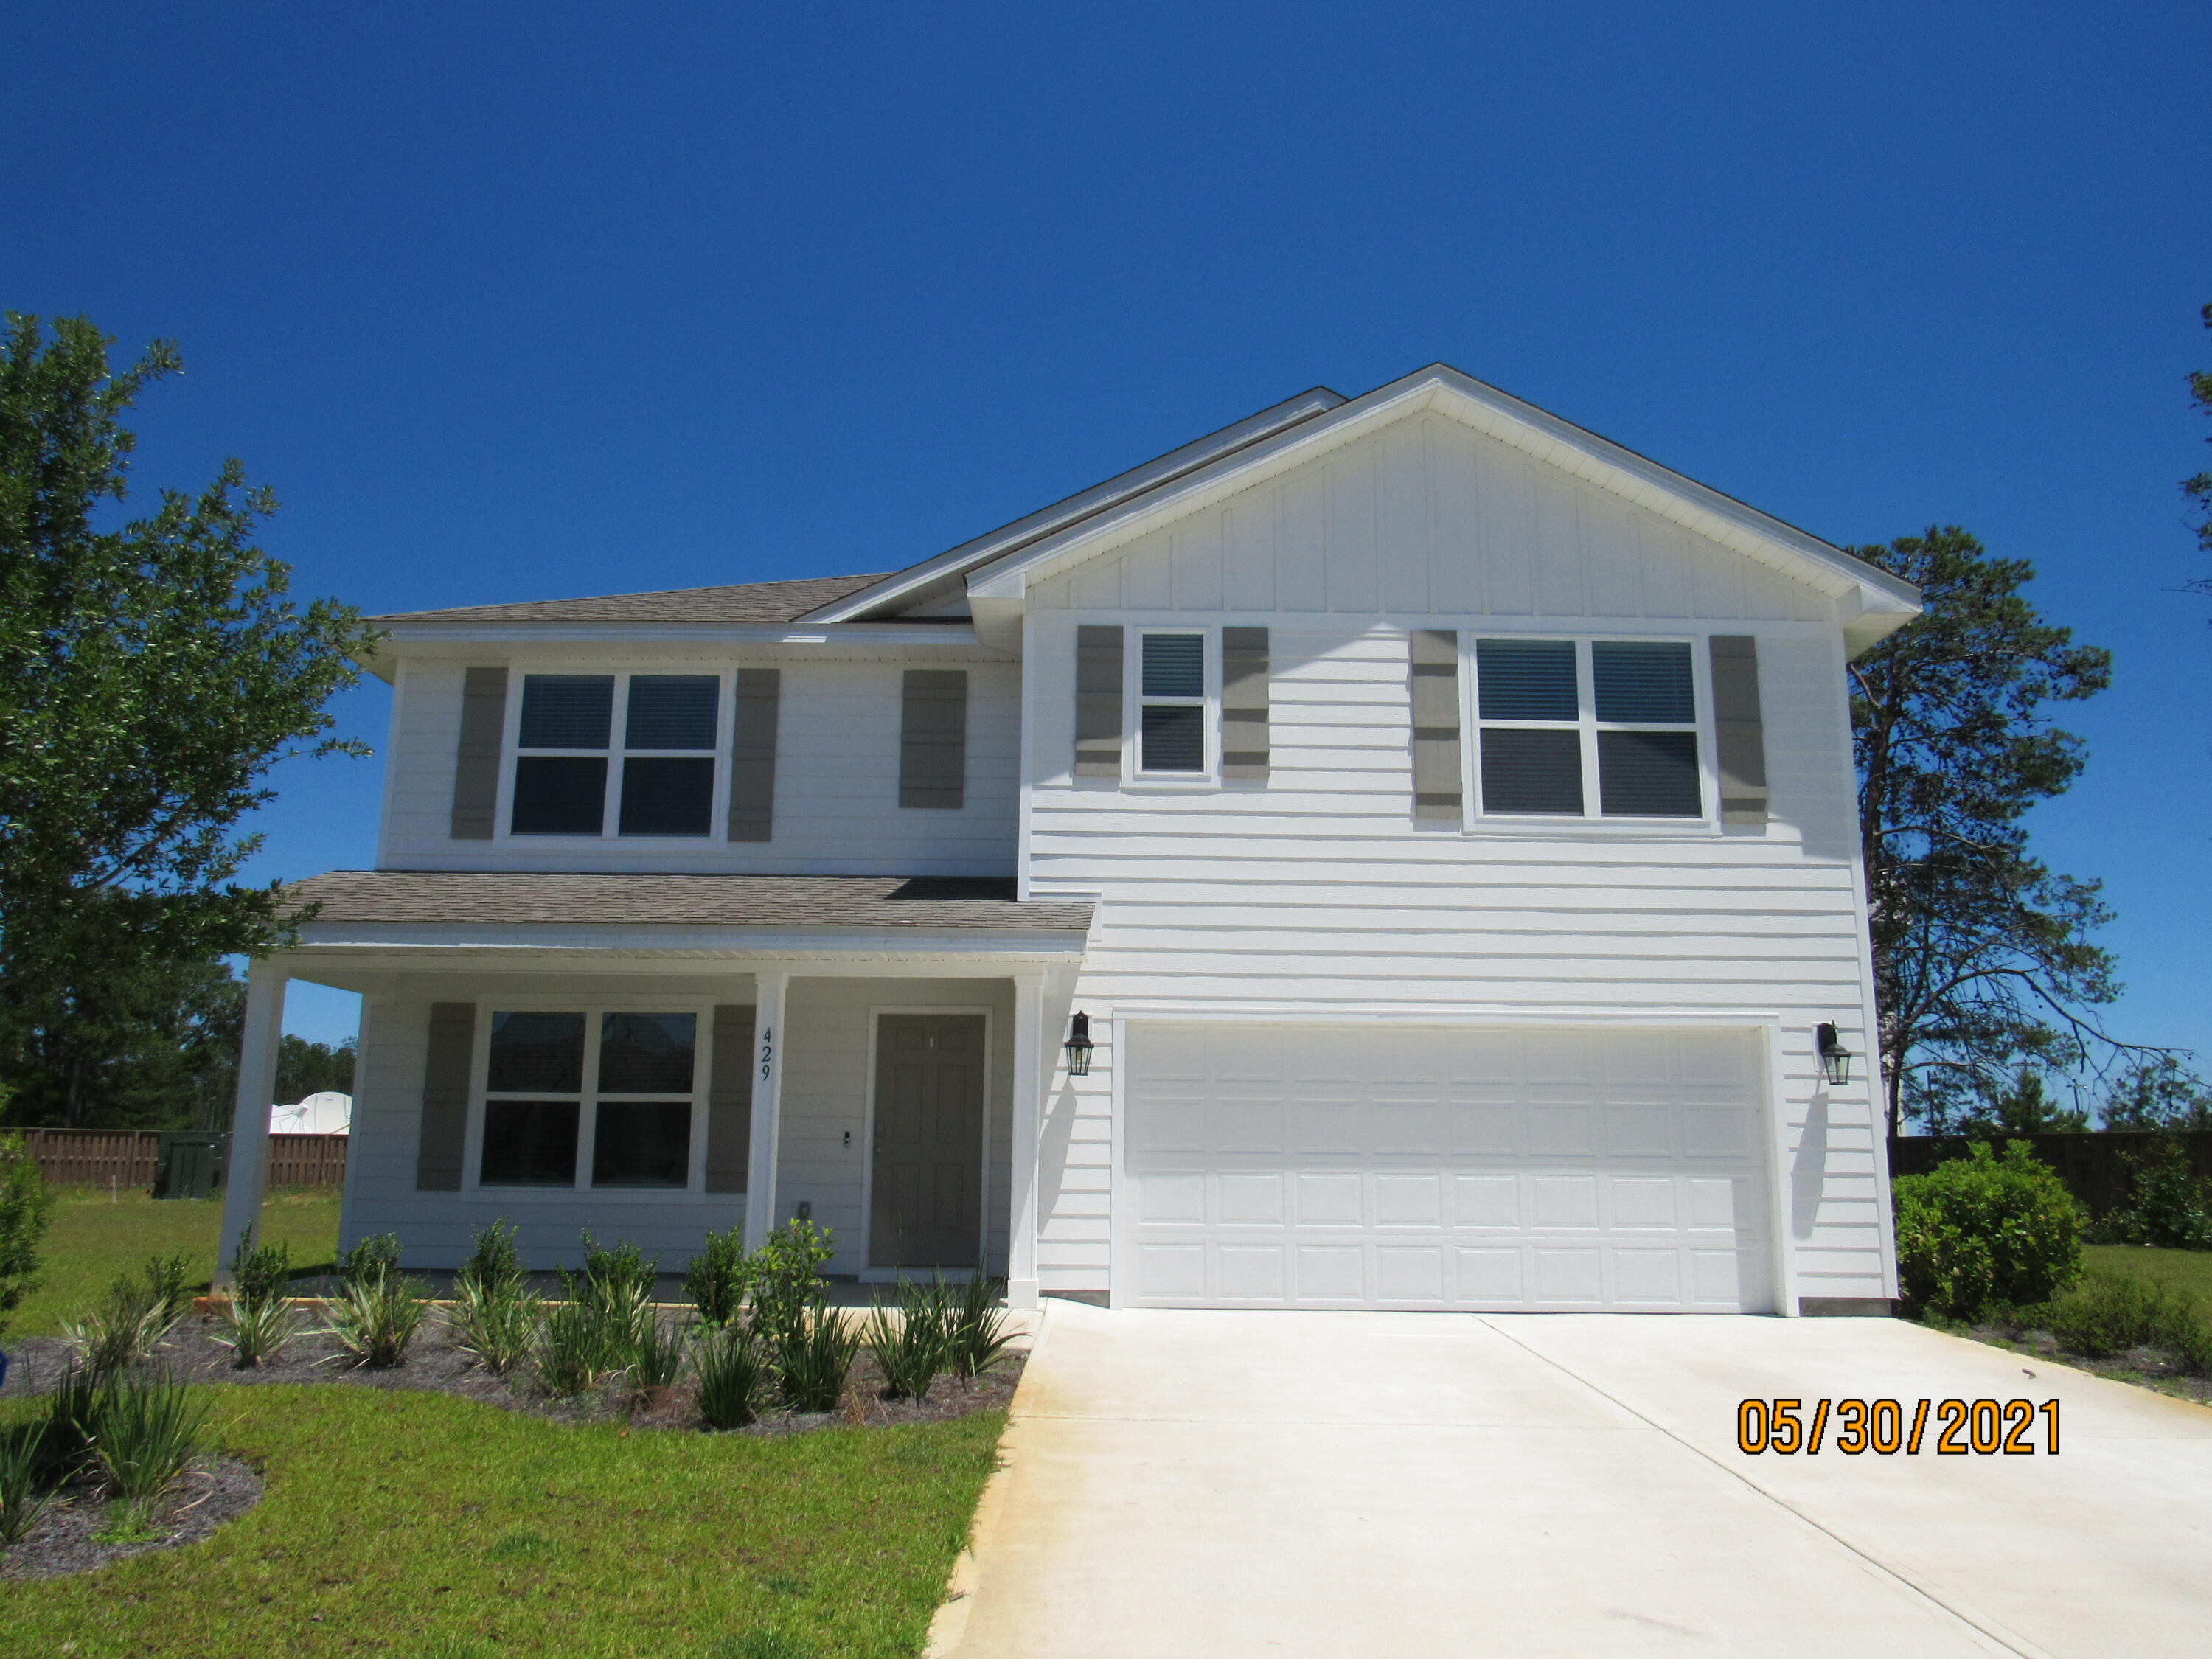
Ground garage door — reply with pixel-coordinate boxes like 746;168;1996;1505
1121;1023;1775;1312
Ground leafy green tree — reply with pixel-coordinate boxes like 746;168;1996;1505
0;313;377;1127
2185;302;2211;577
1851;527;2119;1136
0;1127;56;1344
275;1034;355;1105
2100;1055;2212;1130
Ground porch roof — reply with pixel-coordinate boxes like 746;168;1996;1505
285;871;1094;933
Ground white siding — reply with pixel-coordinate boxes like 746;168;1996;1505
341;973;1014;1276
1032;415;1830;625
1020;414;1888;1302
380;657;1020;876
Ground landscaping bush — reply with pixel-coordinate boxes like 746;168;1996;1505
215;1290;301;1368
0;1131;56;1345
229;1231;293;1306
630;1313;689;1390
2045;1273;2212;1372
0;1423;55;1546
457;1218;524;1293
535;1297;604;1397
692;1321;771;1430
61;1261;189;1377
866;1287;949;1402
323;1271;429;1368
2096;1137;2212;1250
1893;1141;2085;1320
88;1370;212;1513
336;1231;403;1288
774;1309;860;1413
946;1275;1016;1379
38;1366;100;1480
749;1220;835;1346
447;1219;541;1377
684;1225;751;1326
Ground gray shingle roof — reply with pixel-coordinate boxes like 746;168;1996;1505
369;573;894;627
286;871;1093;933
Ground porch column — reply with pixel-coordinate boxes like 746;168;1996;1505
214;961;288;1286
1006;972;1046;1309
741;970;790;1253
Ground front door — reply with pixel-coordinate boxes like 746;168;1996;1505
869;1014;986;1268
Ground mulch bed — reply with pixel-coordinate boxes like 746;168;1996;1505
1;1455;262;1582
0;1313;1026;1433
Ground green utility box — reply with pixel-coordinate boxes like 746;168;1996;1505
153;1132;228;1200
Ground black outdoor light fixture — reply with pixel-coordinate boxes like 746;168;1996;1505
1064;1012;1094;1077
1816;1023;1854;1088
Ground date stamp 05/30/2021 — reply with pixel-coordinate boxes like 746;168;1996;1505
1736;1398;2062;1456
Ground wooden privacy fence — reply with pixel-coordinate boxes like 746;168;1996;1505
1888;1130;2212;1217
12;1128;349;1191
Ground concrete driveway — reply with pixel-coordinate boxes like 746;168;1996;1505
931;1301;2212;1659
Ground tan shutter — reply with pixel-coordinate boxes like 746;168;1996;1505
1709;635;1769;825
1410;630;1464;821
1221;627;1270;782
450;667;508;841
704;1004;756;1194
899;669;968;809
1074;625;1124;778
728;669;781;842
416;1002;476;1191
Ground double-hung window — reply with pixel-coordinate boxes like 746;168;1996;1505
510;672;721;837
1136;630;1209;776
1472;638;1704;819
479;1009;700;1190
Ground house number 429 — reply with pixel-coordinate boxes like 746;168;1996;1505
759;1027;773;1082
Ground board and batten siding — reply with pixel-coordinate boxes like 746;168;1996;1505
378;657;1019;876
339;973;1015;1275
1018;425;1887;1304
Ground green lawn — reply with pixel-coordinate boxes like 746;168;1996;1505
8;1187;341;1339
2082;1243;2212;1301
0;1385;999;1659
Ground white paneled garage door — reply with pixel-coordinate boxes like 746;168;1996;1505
1121;1023;1775;1312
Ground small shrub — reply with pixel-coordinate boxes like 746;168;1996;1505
215;1291;300;1368
2045;1273;2212;1373
1893;1141;2084;1321
630;1313;689;1391
750;1220;836;1347
535;1296;605;1397
684;1226;751;1326
62;1285;178;1377
88;1371;212;1509
458;1218;525;1293
693;1321;771;1429
0;1425;56;1546
139;1253;195;1328
448;1273;542;1377
2098;1138;2212;1250
2163;1301;2212;1375
866;1290;947;1402
38;1366;101;1480
946;1275;1017;1379
774;1310;860;1413
229;1231;293;1306
336;1231;403;1289
321;1272;428;1368
0;1132;56;1346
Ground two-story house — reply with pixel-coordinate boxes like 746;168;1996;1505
218;365;1920;1315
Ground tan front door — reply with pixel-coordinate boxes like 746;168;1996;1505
869;1014;986;1269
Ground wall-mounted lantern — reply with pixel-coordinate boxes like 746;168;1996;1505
1064;1012;1094;1077
1816;1023;1854;1088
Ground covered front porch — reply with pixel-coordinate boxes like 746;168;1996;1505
217;872;1091;1307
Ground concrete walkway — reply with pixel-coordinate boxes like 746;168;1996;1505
932;1302;2212;1659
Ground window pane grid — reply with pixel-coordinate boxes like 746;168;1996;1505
479;1007;700;1191
1138;631;1209;776
1472;638;1703;821
512;672;723;838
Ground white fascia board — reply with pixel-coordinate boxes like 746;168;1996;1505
802;387;1348;625
373;622;1000;660
965;367;1924;630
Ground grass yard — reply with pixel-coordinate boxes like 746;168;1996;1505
0;1385;1001;1659
8;1188;341;1339
2082;1243;2212;1301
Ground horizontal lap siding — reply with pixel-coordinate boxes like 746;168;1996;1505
381;659;1019;875
1023;619;1888;1300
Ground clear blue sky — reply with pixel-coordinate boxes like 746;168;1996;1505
5;5;2207;1071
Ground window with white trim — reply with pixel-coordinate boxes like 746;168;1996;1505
1136;630;1209;776
509;672;721;837
1472;638;1704;818
479;1009;700;1189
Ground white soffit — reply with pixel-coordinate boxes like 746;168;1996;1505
962;367;1922;643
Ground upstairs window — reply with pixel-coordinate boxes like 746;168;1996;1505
1138;631;1208;775
510;672;720;837
1473;639;1703;819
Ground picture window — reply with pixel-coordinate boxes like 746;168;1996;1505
1472;639;1703;820
509;672;721;838
479;1009;700;1190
